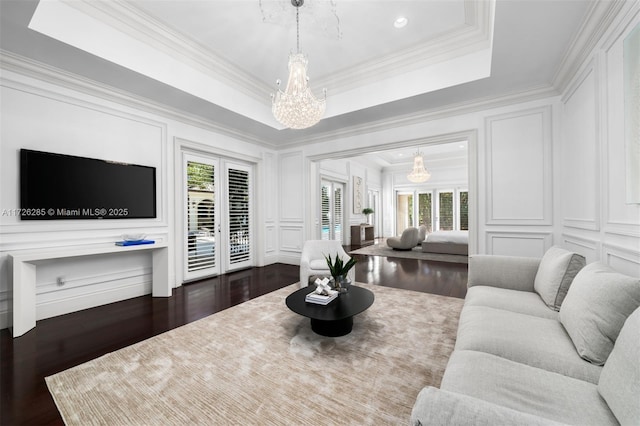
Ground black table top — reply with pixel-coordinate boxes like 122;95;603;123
285;285;375;322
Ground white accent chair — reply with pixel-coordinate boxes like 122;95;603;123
299;240;356;288
387;227;420;250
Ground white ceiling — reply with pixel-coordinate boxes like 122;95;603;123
0;0;601;149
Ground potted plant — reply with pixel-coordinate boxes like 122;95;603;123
362;207;374;225
324;253;357;293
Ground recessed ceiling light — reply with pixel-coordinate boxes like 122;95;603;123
394;17;408;29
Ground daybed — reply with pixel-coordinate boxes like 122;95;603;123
421;230;468;255
411;247;640;425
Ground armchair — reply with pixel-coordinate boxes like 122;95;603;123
299;240;356;288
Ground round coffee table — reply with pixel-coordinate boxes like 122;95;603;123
285;285;375;337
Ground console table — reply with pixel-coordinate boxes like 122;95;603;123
9;242;170;338
351;225;374;246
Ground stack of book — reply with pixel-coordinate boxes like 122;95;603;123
305;291;338;305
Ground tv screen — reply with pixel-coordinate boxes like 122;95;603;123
20;149;156;220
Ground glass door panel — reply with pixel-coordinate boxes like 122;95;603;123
396;192;413;235
226;163;252;270
418;192;433;232
320;180;344;242
437;190;454;231
184;154;220;281
459;190;469;231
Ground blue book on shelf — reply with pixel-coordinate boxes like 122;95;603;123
115;239;155;246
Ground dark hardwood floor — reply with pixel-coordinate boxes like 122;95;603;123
0;245;467;425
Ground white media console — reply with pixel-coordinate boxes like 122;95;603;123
9;242;170;337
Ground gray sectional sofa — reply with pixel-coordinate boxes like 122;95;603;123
411;247;640;425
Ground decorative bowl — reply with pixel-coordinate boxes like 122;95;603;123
121;234;146;242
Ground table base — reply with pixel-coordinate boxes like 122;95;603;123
310;317;354;337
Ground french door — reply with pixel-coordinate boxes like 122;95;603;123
183;153;253;282
320;180;344;242
224;162;252;271
396;189;468;234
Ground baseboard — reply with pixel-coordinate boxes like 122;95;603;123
278;253;300;266
36;278;152;321
0;310;8;331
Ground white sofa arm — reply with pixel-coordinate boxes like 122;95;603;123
468;255;541;292
411;387;569;426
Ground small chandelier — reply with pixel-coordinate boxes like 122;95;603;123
407;152;431;183
272;0;326;129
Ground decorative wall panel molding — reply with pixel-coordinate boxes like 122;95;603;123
604;222;640;238
279;152;304;221
602;242;640;277
486;231;553;257
279;226;304;253
263;153;277;222
561;60;601;231
561;233;599;262
0;80;169;232
37;276;152;321
265;225;276;253
485;106;553;225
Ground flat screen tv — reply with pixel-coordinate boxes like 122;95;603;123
20;149;156;220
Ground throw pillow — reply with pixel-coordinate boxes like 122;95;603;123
598;307;640;426
559;262;640;365
534;246;585;311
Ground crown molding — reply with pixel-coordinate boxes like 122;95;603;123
64;0;271;104
314;0;494;92
280;84;559;149
0;50;274;149
63;0;494;105
552;0;627;93
2;49;557;153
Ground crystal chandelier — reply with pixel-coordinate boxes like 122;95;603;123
407;152;431;183
272;0;326;129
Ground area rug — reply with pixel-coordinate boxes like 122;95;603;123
350;241;468;264
46;283;464;425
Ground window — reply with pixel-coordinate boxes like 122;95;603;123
459;191;469;231
396;188;468;233
396;192;414;234
418;192;432;232
438;191;454;231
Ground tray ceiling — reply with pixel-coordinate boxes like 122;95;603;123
0;0;599;147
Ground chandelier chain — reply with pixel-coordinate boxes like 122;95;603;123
296;5;300;53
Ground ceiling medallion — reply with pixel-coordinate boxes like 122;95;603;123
271;0;326;130
407;152;431;183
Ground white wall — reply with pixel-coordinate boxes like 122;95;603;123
275;4;639;276
0;65;278;329
558;6;640;277
2;2;638;330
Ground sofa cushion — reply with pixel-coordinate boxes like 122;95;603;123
468;255;541;292
456;306;602;383
411;386;570;426
440;350;618;426
598;307;640;425
559;262;640;365
464;286;558;320
534;246;585;311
